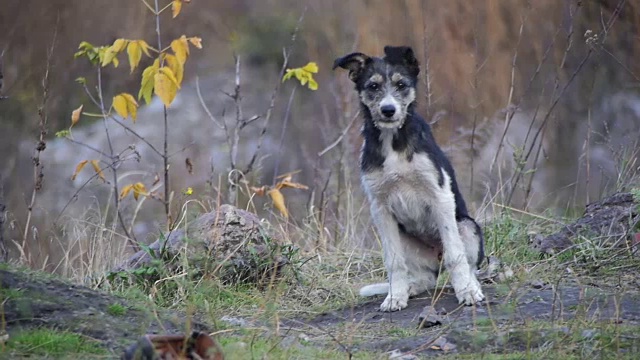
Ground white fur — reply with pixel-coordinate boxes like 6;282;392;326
360;129;484;311
359;283;389;297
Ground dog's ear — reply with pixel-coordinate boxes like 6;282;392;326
333;52;370;82
383;46;419;77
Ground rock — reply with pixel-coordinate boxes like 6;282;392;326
114;204;290;284
529;279;548;289
220;316;251;328
477;256;514;283
430;336;457;352
531;192;640;254
387;349;419;359
417;306;448;328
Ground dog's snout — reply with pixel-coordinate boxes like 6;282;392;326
381;105;396;118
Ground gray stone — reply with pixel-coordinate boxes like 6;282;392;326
114;204;290;284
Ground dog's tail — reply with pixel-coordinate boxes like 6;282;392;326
359;283;389;297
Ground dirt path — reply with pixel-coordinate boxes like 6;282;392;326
286;282;640;357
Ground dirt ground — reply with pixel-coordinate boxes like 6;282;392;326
2;264;640;358
286;281;640;357
0;267;209;357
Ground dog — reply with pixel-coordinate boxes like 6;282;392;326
333;46;485;311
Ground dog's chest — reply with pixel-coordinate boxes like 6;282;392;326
361;136;443;237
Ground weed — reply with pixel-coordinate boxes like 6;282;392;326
106;303;126;316
5;328;106;358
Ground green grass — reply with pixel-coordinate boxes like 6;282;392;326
4;328;107;358
106;303;126;316
218;333;379;360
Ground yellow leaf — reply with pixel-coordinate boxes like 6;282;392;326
283;63;320;90
120;184;134;200
71;160;89;181
127;41;142;73
101;47;117;67
90;160;106;182
154;72;178;107
71;104;83;126
132;182;148;200
121;93;138;122
280;180;309;190
302;62;319;73
159;67;181;89
308;77;318;91
113;94;128;119
164;54;184;85
170;36;189;64
101;40;127;67
112;38;128;53
138;40;152;57
183;187;193;195
171;0;182;18
188;36;203;49
282;69;294;82
139;59;159;104
268;188;288;218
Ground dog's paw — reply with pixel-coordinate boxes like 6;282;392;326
379;294;409;312
455;281;485;306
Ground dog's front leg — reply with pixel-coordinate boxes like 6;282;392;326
370;204;411;312
434;195;485;305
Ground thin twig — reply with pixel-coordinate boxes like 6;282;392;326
22;18;58;265
489;8;529;172
317;110;359;157
195;76;224;129
272;87;297;185
109;116;163;157
154;0;172;228
97;66;138;250
227;55;243;205
245;8;307;175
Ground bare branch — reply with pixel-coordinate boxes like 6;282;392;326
196;76;225;129
245;7;307;175
317;110;360;157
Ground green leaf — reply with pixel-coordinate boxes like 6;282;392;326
56;130;71;138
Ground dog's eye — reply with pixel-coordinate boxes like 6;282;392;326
396;81;407;90
367;83;380;91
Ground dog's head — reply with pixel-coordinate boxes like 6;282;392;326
333;46;420;129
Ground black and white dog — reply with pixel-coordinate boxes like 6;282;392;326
334;46;485;311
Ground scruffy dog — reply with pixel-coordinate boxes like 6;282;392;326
333;46;485;311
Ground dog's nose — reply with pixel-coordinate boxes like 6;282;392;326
381;105;396;118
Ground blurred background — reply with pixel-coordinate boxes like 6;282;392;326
0;0;639;274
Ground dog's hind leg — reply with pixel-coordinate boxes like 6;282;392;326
457;217;485;271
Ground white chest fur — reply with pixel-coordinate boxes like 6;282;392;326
361;131;446;240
